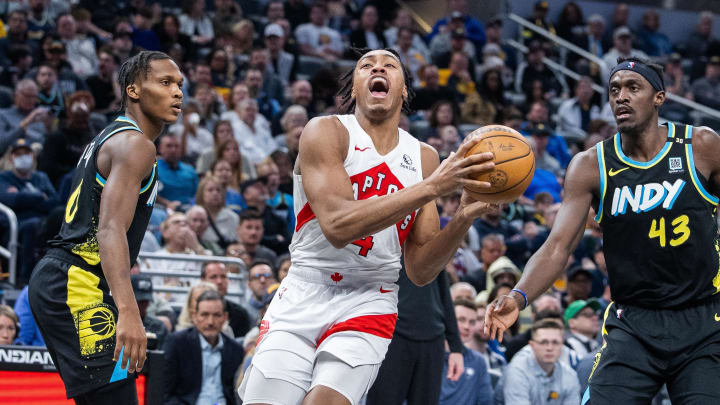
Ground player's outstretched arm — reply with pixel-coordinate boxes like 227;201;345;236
299;116;495;248
96;131;156;374
404;144;498;286
485;148;598;341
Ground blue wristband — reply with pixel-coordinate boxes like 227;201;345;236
511;288;528;310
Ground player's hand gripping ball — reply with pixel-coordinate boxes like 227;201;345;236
463;125;535;203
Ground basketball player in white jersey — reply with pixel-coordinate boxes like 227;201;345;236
239;48;497;405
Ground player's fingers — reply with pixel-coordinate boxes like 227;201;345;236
455;136;482;157
496;325;506;343
457;161;495;176
113;338;123;363
457;178;492;189
457;152;494;167
127;343;137;374
484;302;494;335
137;339;147;372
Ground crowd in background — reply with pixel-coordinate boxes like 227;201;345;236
0;0;716;403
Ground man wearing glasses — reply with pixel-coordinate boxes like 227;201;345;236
245;260;277;322
563;300;601;359
503;318;580;404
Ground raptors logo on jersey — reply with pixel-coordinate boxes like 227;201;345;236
290;114;423;286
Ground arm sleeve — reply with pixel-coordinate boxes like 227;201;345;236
503;364;533;405
439;270;464;353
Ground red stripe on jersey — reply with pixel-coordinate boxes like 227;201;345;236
295;202;316;232
316;313;398;346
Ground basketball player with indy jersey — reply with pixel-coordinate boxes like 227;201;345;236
486;57;720;404
239;49;498;405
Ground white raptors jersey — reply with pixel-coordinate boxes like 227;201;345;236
289;114;424;285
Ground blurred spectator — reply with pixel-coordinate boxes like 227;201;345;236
556;2;585;45
110;26;136;65
232;98;276;165
562;265;594;309
635;9;672;58
349;4;387;51
57;13;98;78
461;69;503;125
523;101;571;167
563;299;601;359
469;304;507;376
384;8;431;63
606;3;630;43
685;11;715;59
503;294;563;361
531;192;554;226
229;19;255;57
155;13;196;62
218;137;255;189
286;79;316;118
168;99;214;162
524;166;562;203
482;256;521;301
428;0;485;51
212;0;243;35
196;175;239;247
0;44;33;88
438;298;493;405
35;63;65;118
661;53;692;121
27;0;57;41
86;47;121;116
176;281;222;331
428;100;458;140
36;33;88;95
164;289;244;405
450;282;477;302
275;253;291;282
186;205;224;255
602;27;649;71
516;41;564;100
193;83;222;131
521;1;556;44
275;105;307;150
208;47;235;89
0;138;59;281
0;80;51;151
247;48;284;104
430;14;476;65
264;23;297;86
284;0;310;31
196;119;235;175
437;28;478;72
257;159;294;234
200;261;252;338
13;286;44;346
226;242;252;270
71;8;111;48
245;259;277;321
392;27;426;87
236;210;278;263
0;305;18;345
241;178;289;254
179;0;215;50
557;77;601;141
503;319;580;404
211;158;245;213
156;133;200;210
131;273;169;350
691;55;720;110
437;125;460;158
463;233;506;292
0;10;31;67
584;14;607;58
39;91;97;186
295;2;344;61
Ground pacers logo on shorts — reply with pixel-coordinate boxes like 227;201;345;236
75;304;116;358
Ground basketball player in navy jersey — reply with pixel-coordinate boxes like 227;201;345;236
28;51;183;404
486;57;720;403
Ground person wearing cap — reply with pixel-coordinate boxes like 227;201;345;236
690;55;720;110
561;265;594;309
131;273;169;349
429;13;477;64
557;76;603;142
530;121;564;177
264;23;297;86
521;1;556;45
427;0;486;51
635;9;672;58
522;101;572;168
516;40;565;100
602;26;649;71
488;55;720;402
0;137;59;282
563;299;601;358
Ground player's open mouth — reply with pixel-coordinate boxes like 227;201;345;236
615;106;632;121
369;76;389;98
171;104;182;114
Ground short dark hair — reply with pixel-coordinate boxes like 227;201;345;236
453;297;476;311
336;47;415;115
117;50;172;111
239;209;263;224
531;318;564;339
616;56;665;90
200;261;226;279
248;258;275;274
195;289;226;312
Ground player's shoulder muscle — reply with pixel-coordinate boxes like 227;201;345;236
298;115;349;170
101;130;156;181
419;142;440;179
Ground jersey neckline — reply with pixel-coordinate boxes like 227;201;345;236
613;122;674;169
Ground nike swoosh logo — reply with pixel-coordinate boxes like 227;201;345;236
355;146;370;152
608;167;630;176
715;313;720;322
380;287;393;293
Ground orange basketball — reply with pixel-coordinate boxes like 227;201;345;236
462;125;535;203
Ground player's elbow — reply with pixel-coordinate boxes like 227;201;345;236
405;264;434;286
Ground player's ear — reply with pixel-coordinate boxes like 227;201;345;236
126;84;140;102
654;90;665;108
402;85;408;100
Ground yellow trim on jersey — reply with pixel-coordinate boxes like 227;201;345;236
139;162;157;194
594;142;607;223
613;123;675;169
601;301;613;336
66;265;102;314
684;125;720;205
67;265;115;357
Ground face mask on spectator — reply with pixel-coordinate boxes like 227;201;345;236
13;154;33;172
